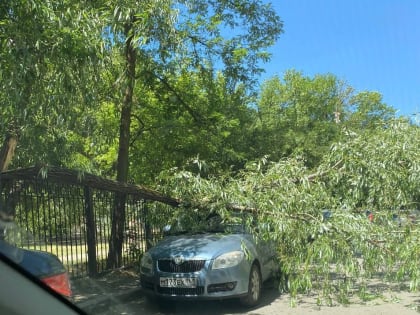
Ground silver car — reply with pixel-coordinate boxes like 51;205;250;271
139;213;278;306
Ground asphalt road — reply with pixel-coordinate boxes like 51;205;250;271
74;271;419;315
87;285;420;315
89;286;283;315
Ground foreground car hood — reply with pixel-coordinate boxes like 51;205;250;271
149;233;250;260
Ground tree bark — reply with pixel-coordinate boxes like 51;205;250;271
0;134;18;172
107;21;137;269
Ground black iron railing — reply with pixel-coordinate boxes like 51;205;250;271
0;170;171;279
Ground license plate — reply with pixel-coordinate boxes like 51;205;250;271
160;277;197;288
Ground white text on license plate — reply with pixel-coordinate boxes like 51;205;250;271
160;277;197;288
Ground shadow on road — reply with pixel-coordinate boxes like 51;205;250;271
81;273;285;315
144;284;283;315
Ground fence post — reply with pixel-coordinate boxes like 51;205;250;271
84;186;97;277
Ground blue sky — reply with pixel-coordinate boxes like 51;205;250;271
260;0;420;120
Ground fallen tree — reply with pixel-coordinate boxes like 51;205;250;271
157;120;420;305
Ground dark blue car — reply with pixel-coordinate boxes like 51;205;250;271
0;239;72;298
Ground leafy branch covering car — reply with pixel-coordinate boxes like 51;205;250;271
140;211;279;306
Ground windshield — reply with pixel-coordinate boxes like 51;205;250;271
164;212;249;235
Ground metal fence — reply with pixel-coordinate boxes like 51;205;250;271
0;167;178;279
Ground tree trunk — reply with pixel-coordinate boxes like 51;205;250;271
0;134;17;172
107;21;137;269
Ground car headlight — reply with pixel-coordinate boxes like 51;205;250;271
140;252;154;276
212;251;244;269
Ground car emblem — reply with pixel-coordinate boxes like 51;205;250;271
173;256;184;265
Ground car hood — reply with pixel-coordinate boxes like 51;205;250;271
148;233;250;260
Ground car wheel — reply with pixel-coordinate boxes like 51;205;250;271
240;263;262;307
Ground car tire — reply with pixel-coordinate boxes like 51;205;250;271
240;263;262;307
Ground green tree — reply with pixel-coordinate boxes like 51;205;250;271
95;0;282;267
127;71;257;184
256;71;353;167
346;91;396;130
255;71;397;168
0;0;104;168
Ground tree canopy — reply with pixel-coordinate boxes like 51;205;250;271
0;0;104;167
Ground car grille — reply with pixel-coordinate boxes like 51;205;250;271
158;259;206;273
157;286;205;296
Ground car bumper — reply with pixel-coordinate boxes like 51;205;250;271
140;264;250;300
